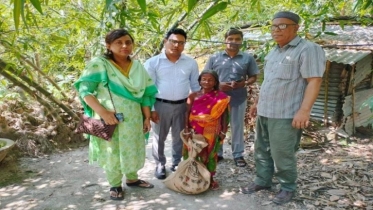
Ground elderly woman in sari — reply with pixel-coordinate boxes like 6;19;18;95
74;29;158;200
182;70;230;190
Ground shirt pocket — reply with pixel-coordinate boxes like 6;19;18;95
276;57;300;80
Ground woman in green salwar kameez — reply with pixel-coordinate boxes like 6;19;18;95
74;29;158;200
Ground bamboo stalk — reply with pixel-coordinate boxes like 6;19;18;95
0;59;79;121
19;55;69;99
0;63;62;122
0;40;68;99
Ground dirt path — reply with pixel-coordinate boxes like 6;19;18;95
0;132;301;210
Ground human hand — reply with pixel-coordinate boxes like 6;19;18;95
218;133;226;140
219;82;233;92
182;128;192;140
231;80;245;89
143;118;151;133
100;110;119;125
292;109;310;129
151;111;159;123
182;133;192;141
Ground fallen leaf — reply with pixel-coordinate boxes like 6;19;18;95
327;189;347;196
345;176;360;187
330;195;339;201
261;201;272;206
310;186;325;191
353;200;366;207
321;172;332;179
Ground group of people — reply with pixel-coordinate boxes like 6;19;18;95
74;11;326;204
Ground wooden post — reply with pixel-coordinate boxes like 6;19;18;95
351;65;356;136
324;61;331;126
370;56;373;88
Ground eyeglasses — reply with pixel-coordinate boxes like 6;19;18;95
271;24;297;31
168;39;186;46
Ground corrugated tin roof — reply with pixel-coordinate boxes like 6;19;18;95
315;25;373;49
324;49;371;65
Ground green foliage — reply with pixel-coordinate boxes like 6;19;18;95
200;2;228;22
137;0;147;13
29;0;43;14
1;0;103;105
188;0;198;13
2;0;373;124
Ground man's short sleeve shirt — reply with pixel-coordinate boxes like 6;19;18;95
257;36;326;118
204;51;259;106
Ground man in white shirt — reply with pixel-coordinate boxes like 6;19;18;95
144;28;200;179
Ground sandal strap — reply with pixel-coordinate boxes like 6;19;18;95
110;186;123;192
110;186;124;200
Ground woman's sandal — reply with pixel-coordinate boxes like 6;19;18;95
210;181;220;191
126;179;154;188
110;186;124;200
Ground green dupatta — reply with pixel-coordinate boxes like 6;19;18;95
74;56;158;117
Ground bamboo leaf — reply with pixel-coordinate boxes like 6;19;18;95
200;2;228;22
137;0;146;13
363;0;372;10
29;0;43;14
353;0;362;11
187;0;198;13
339;20;345;30
21;4;28;30
313;31;322;38
13;0;24;30
105;0;114;9
251;0;258;7
324;31;337;36
50;34;68;44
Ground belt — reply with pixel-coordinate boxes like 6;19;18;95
156;98;187;104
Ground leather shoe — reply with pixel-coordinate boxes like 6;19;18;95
154;166;166;179
241;182;271;194
273;190;294;204
170;164;178;172
234;157;247;167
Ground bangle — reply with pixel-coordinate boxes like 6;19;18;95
183;132;191;135
220;131;226;135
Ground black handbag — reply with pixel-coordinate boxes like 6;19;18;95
75;80;118;141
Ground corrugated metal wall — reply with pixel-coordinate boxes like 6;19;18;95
311;49;373;134
311;62;346;124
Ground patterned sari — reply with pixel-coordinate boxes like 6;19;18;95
183;90;230;176
74;56;157;178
